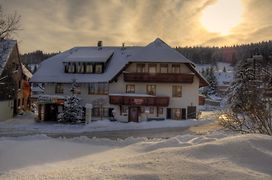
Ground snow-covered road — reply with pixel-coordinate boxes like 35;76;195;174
0;112;213;138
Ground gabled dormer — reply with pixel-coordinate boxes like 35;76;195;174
63;44;114;74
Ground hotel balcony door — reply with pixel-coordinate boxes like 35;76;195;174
129;107;139;122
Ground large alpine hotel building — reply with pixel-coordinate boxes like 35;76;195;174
31;38;208;122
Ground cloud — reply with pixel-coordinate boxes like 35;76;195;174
1;0;272;53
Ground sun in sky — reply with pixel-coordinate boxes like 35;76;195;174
201;0;244;35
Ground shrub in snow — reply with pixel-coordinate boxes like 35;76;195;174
221;56;272;135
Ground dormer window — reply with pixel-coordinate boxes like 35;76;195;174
64;62;104;74
86;63;93;73
68;63;75;73
76;62;84;73
95;64;103;73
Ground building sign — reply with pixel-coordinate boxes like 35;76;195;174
134;98;144;105
38;96;64;104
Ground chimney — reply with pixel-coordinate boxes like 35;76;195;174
97;41;103;50
121;42;125;50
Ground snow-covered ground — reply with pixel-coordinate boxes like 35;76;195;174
0;112;210;135
0;132;271;179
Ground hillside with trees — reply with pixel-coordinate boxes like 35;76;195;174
176;40;272;65
20;50;58;65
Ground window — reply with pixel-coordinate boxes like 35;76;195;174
95;64;103;73
55;83;64;94
126;84;135;93
88;83;95;94
148;64;157;73
76;62;84;73
150;107;154;114
158;107;163;115
136;64;145;73
172;85;182;97
172;108;182;120
172;64;180;73
92;107;101;117
146;85;156;95
103;108;109;117
86;63;93;73
64;63;69;73
141;107;145;113
160;64;168;73
88;83;108;95
97;83;108;95
122;106;128;114
97;83;105;94
68;63;75;73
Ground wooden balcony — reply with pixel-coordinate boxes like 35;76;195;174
109;95;170;106
123;72;194;83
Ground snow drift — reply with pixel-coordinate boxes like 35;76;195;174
0;133;271;179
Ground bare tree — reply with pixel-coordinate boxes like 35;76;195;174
0;5;21;40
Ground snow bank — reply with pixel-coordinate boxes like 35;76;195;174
0;132;271;179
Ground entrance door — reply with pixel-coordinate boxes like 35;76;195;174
166;108;171;119
187;106;196;119
181;108;186;120
129;107;139;122
44;104;58;121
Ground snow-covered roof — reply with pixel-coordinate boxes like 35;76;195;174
129;38;191;63
30;38;203;84
21;63;33;78
64;48;114;63
0;40;17;76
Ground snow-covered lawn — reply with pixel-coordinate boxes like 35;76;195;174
0;112;210;134
0;132;271;179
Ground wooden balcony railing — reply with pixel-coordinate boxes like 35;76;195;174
123;72;194;83
109;95;170;106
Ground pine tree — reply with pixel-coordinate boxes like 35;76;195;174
203;67;217;95
227;59;254;112
60;95;83;123
59;80;83;123
223;56;272;135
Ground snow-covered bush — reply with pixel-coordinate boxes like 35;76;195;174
59;95;83;123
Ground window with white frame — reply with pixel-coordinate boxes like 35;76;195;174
172;64;180;73
86;63;93;73
148;64;157;73
55;83;64;94
146;85;156;95
126;84;135;93
172;85;182;97
160;64;168;73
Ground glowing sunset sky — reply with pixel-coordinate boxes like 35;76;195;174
1;0;272;53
